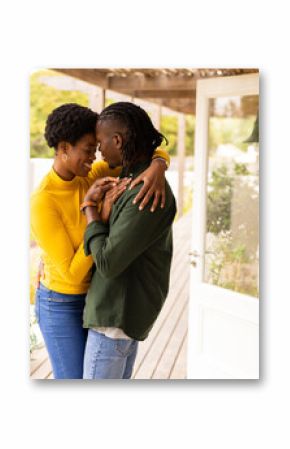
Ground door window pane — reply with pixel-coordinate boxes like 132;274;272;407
204;95;259;297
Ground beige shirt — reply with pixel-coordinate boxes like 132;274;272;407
93;327;132;340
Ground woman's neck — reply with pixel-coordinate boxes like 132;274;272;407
53;159;75;181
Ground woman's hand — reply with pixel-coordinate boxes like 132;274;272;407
129;159;167;212
101;178;131;223
84;176;118;204
36;259;44;288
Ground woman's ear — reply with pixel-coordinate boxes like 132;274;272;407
57;142;71;162
58;141;69;154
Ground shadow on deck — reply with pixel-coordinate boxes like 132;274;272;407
30;211;192;380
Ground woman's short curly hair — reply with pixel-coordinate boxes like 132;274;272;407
44;103;98;149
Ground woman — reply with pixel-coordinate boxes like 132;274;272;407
30;103;169;379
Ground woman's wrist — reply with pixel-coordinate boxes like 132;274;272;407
83;195;97;203
80;200;97;214
152;157;168;170
84;205;101;224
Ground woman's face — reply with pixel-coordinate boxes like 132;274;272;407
63;132;97;177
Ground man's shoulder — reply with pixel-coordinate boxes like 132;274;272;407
114;179;176;216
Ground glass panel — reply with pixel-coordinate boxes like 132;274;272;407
204;95;259;297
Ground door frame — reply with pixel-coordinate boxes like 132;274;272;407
187;73;259;379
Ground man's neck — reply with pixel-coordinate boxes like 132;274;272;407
123;155;150;172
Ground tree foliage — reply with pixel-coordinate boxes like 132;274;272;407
208;117;255;155
207;165;233;234
30;69;89;158
160;114;195;156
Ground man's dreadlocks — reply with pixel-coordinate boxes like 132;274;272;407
98;102;168;169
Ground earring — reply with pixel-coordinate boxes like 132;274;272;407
62;154;68;162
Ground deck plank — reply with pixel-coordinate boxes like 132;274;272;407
31;357;52;380
132;214;191;378
132;239;190;375
152;304;189;379
30;346;49;375
169;334;188;379
133;273;189;379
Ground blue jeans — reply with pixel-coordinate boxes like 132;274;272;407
83;329;139;379
35;283;87;379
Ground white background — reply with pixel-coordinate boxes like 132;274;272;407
0;1;288;448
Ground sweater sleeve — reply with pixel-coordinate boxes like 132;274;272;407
88;160;121;184
152;147;170;167
83;189;175;279
87;148;170;183
31;192;94;284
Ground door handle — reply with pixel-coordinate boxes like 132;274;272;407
189;250;214;267
189;250;201;267
189;250;201;257
189;250;215;256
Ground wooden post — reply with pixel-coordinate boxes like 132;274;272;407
151;105;161;130
177;113;186;218
89;86;105;113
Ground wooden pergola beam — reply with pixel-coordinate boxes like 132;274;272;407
151;98;196;114
128;90;196;99
53;69;110;89
54;69;197;91
107;74;197;91
52;68;257;114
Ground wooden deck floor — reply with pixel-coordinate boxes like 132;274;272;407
30;212;192;380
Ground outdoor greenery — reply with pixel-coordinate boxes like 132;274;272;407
30;70;89;158
207;230;258;297
30;309;38;353
160;115;195;156
207;162;251;234
206;163;258;297
207;165;233;234
208;116;255;155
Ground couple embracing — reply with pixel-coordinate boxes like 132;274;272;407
31;101;176;379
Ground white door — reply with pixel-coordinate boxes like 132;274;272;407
187;74;259;379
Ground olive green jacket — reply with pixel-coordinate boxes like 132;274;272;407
83;162;176;341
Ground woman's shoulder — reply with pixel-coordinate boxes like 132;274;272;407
32;167;55;192
31;171;56;207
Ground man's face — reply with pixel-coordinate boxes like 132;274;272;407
96;120;123;168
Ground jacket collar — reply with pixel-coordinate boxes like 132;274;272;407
120;160;151;179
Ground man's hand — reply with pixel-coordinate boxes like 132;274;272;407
129;159;167;212
101;178;131;223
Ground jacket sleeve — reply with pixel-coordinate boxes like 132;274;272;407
31;192;94;284
83;190;175;279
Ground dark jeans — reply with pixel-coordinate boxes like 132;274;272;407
35;283;87;379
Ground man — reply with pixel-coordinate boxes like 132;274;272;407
81;102;176;379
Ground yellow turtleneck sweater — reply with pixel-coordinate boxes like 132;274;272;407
30;151;169;295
